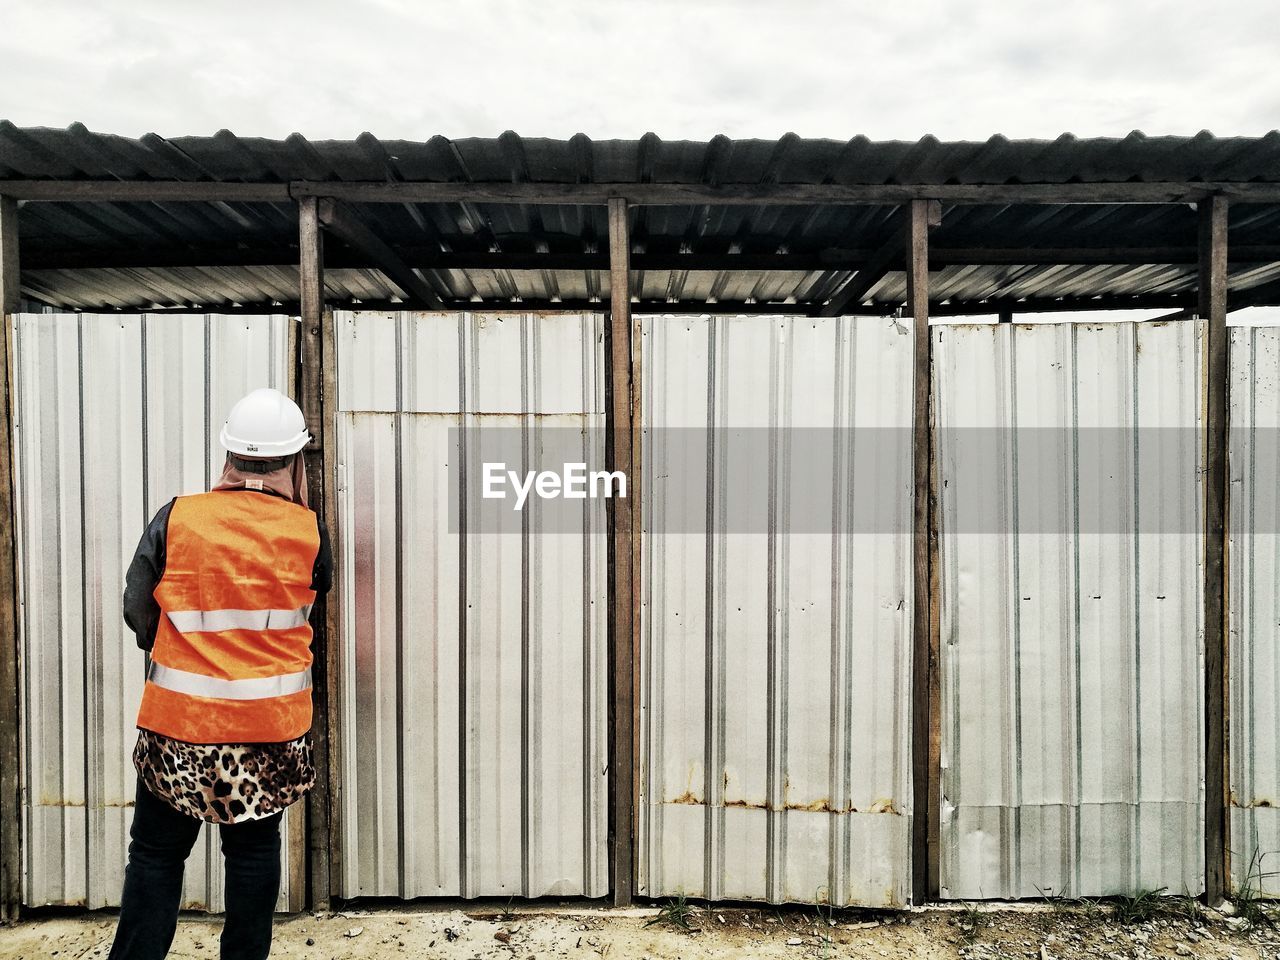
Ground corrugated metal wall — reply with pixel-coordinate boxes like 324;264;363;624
14;312;298;911
1228;325;1280;896
15;308;1275;909
333;310;609;898
936;321;1205;900
636;315;915;907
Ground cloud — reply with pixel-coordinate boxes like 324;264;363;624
0;0;1276;139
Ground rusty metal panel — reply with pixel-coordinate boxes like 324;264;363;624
636;315;915;907
334;311;609;898
1228;324;1280;896
15;313;295;910
936;320;1205;899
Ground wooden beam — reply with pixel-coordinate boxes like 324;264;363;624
934;293;1197;316
283;312;306;913
316;199;445;310
816;201;936;317
283;180;1280;206
1200;193;1229;905
318;292;343;912
5;178;1280;206
0;199;16;315
15;285;1257;319
816;216;907;317
297;196;334;910
907;198;939;905
930;245;1280;267
606;197;637;907
0;196;20;919
0;180;293;202
20;244;1280;273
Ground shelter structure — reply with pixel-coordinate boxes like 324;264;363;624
1;126;1278;915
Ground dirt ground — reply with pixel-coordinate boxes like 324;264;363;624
5;900;1280;960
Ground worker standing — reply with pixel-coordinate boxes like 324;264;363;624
108;388;332;960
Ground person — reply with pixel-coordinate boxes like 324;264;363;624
108;387;332;960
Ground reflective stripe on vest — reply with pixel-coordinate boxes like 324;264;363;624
167;605;313;634
149;661;313;700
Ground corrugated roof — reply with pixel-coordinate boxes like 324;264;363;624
6;125;1280;186
5;125;1280;313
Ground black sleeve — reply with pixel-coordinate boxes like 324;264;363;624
123;499;175;652
311;515;333;595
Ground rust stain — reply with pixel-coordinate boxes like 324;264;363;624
669;796;905;816
663;772;901;816
793;797;834;813
1233;794;1275;809
39;796;135;808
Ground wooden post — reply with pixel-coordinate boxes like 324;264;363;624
0;196;20;919
1200;194;1229;905
298;196;334;910
907;198;939;904
607;198;637;906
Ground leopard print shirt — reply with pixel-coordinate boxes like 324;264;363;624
133;729;315;824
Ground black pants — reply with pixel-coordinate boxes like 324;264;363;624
108;779;282;960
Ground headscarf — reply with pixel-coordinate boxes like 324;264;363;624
212;452;309;507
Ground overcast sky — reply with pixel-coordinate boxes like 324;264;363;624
2;0;1277;141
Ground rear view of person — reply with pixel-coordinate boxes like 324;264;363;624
109;388;332;960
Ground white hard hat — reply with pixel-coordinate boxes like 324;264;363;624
219;388;311;457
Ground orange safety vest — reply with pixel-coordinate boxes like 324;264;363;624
136;490;321;744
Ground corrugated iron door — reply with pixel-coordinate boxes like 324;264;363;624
936;321;1205;899
333;311;609;898
15;312;301;911
636;315;915;907
1228;324;1280;897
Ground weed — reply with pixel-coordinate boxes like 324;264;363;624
957;903;989;945
1034;884;1075;913
815;928;836;960
813;886;836;927
1233;847;1277;930
646;893;698;932
1112;887;1167;925
497;895;516;922
1164;894;1205;925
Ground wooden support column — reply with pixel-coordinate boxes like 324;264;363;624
606;198;637;906
0;196;20;919
298;196;335;910
1200;193;1229;905
908;198;940;905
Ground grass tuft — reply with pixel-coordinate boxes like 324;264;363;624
1234;848;1277;930
646;893;698;932
1112;887;1166;925
958;903;989;945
